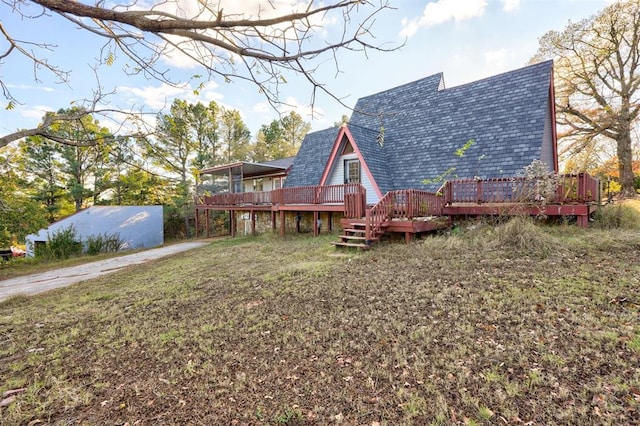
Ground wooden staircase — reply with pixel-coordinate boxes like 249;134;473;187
333;189;449;249
332;219;387;249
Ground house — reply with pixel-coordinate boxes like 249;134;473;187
25;206;164;256
285;60;557;200
195;61;599;245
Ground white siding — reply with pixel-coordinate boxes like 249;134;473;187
327;153;379;204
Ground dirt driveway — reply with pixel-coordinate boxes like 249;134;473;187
0;241;208;303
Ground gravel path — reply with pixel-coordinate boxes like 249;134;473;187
0;242;208;302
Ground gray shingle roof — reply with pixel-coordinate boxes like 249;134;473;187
285;60;554;192
284;127;337;187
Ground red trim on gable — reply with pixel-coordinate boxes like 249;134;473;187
318;126;348;185
318;125;383;199
549;64;559;173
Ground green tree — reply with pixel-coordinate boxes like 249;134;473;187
188;101;221;187
20;134;67;222
531;0;640;197
0;146;48;245
220;108;251;163
44;107;115;210
253;111;311;161
254;120;283;162
147;99;198;237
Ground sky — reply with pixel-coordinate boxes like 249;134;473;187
0;0;616;142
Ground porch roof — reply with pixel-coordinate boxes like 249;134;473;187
200;157;294;178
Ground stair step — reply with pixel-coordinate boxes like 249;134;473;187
343;228;366;234
331;242;372;249
341;235;368;241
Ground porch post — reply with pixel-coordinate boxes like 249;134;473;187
280;210;285;237
230;210;236;237
251;210;256;235
194;208;199;238
205;210;210;238
271;210;276;232
313;211;319;236
328;211;333;232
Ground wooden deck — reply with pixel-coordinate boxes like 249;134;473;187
195;173;600;247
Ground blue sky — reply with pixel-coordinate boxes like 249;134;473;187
0;0;614;140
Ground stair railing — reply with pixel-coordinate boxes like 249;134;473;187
365;191;396;241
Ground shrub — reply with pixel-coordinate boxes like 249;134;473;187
37;225;82;260
491;216;556;257
592;203;640;230
86;232;124;255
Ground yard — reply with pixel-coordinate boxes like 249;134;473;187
1;216;640;425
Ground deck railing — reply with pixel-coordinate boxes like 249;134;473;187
444;173;599;205
195;183;365;216
364;189;446;241
195;174;599;234
196;191;273;206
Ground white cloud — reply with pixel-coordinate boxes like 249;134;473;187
253;102;271;114
156;0;331;70
6;83;54;92
281;96;327;124
400;0;488;38
502;0;520;12
21;105;54;120
117;80;222;110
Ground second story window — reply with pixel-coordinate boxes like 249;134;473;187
344;159;361;184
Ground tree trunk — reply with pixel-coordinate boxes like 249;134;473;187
617;129;637;198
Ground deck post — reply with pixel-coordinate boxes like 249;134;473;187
230;210;236;237
477;180;483;204
194;208;199;238
405;231;412;243
577;213;589;228
280;210;285;237
271;211;276;232
365;209;371;241
251;210;256;235
206;210;210;238
313;211;319;236
329;212;333;232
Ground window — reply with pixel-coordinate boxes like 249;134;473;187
253;178;263;192
344;159;361;184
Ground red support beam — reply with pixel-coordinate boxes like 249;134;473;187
280;210;285;237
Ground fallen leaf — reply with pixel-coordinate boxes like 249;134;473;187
0;396;16;407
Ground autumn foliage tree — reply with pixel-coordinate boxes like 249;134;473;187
532;0;640;197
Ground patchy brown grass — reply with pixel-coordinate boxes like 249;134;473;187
1;227;640;425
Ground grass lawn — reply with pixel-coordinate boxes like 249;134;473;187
1;220;639;425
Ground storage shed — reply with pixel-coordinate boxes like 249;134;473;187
25;206;164;256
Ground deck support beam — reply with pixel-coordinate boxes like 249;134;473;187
230;210;236;237
251;210;256;235
194;209;200;238
280;210;285;237
313;211;319;236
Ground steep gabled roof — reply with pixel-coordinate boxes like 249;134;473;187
346;123;392;193
285;127;337;187
285;60;555;192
